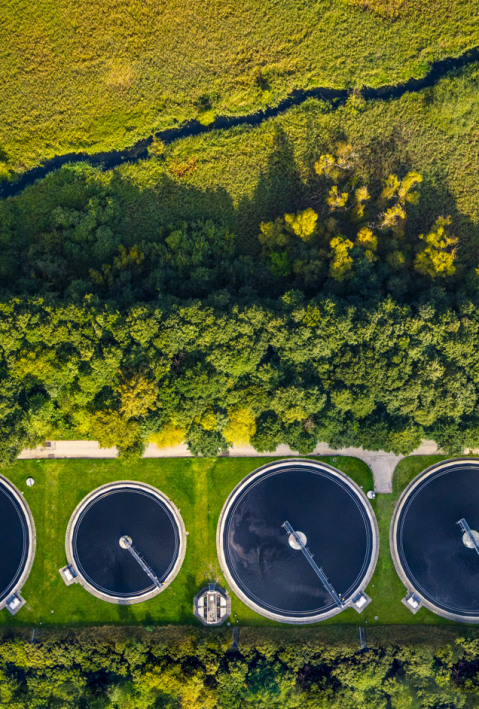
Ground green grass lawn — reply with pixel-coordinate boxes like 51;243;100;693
0;453;466;629
368;455;455;628
0;0;478;174
0;455;372;628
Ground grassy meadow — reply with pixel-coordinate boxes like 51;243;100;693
0;453;462;629
0;0;478;175
6;62;479;273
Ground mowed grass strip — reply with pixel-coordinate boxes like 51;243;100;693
0;456;369;627
1;0;478;173
0;453;464;629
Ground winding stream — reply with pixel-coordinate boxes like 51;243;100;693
1;46;479;201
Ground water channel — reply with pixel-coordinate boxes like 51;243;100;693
1;46;479;201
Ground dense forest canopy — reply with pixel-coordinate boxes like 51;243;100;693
1;67;479;461
0;144;465;305
1;293;479;463
1;632;479;708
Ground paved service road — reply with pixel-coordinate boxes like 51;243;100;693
18;440;445;493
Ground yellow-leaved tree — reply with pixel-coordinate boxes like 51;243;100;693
88;411;139;449
284;208;318;240
314;143;357;180
327;185;349;210
118;370;158;419
355;227;377;262
379;171;422;232
329;236;354;280
223;409;256;446
149;420;187;449
195;409;217;431
414;217;458;278
351;186;370;220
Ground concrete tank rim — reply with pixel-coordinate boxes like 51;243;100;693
0;472;36;608
65;479;186;605
216;457;379;624
390;457;479;623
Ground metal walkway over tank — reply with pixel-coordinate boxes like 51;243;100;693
457;518;479;557
120;536;163;588
282;521;344;608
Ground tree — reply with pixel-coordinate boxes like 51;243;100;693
414;217;458;278
284;208;318;241
119;370;158;419
149;421;186;449
88;410;140;450
329;236;354;280
223;408;256;446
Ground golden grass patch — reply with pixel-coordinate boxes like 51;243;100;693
348;0;407;18
105;63;135;91
0;0;478;171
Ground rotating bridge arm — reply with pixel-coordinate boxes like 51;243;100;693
457;518;479;557
282;521;344;608
120;536;163;588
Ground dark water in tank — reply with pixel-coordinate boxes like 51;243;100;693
72;488;179;598
223;465;373;618
0;481;29;603
398;464;479;616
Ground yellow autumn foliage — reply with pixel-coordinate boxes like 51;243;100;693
329;236;354;280
414;217;457;278
197;410;217;431
223;408;256;446
149;422;187;449
352;185;370;219
284;208;318;240
380;203;406;230
119;371;158;419
89;410;139;449
356;227;377;250
327;185;349;210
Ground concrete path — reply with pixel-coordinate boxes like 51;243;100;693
18;439;444;493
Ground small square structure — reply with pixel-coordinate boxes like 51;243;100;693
401;591;423;614
59;564;79;586
351;591;372;613
5;593;26;615
194;583;231;626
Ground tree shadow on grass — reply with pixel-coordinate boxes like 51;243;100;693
234;126;306;255
118;603;134;623
357;126;479;256
3;125;478;304
0;128;307;303
177;573;202;624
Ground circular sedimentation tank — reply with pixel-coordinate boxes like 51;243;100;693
217;459;378;623
391;459;479;622
66;481;186;604
0;474;35;606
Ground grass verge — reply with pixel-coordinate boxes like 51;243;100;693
1;453;471;630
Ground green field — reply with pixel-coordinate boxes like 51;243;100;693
0;453;464;629
0;0;478;175
5;60;479;290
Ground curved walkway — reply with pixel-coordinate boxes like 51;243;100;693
18;439;443;493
